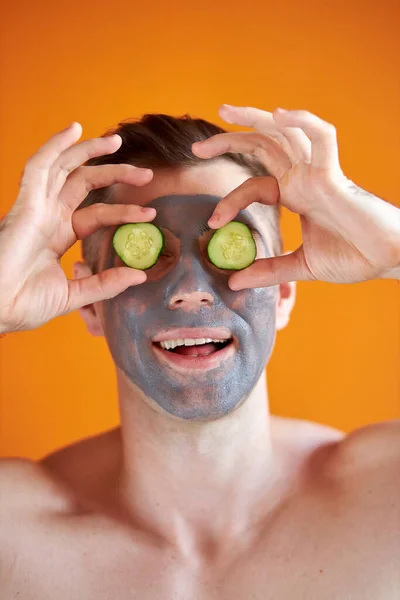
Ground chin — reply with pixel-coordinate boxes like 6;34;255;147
138;376;253;422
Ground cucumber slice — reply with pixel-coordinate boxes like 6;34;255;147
207;221;256;270
113;223;164;270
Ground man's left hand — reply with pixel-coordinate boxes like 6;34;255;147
192;105;400;289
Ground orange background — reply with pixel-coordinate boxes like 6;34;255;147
0;0;399;459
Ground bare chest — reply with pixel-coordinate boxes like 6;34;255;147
3;500;399;600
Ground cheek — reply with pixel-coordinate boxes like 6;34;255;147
108;284;162;315
103;287;168;347
231;291;248;312
227;288;277;368
102;294;147;339
102;298;150;369
231;288;277;327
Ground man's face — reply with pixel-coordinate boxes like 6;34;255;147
97;162;278;421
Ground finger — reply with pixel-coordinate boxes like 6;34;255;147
219;104;311;164
58;164;153;210
272;109;340;170
228;246;316;289
71;203;156;241
25;122;83;172
54;133;123;174
192;131;291;179
48;135;126;197
65;266;147;313
207;177;280;228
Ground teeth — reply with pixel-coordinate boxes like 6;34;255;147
159;337;227;350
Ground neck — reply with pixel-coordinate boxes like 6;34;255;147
114;370;289;557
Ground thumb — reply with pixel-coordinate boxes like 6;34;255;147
64;267;147;314
228;245;314;289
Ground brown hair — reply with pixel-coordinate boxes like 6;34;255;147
79;114;282;273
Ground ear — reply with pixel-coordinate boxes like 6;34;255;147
275;280;296;330
72;261;105;337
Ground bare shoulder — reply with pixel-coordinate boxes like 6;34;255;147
41;427;119;464
0;429;119;514
274;415;400;491
347;418;400;448
310;419;400;528
276;414;400;464
333;418;400;473
271;414;346;454
40;427;121;491
0;457;74;516
292;416;346;443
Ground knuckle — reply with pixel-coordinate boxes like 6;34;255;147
118;163;134;172
289;109;310;119
242;106;254;117
93;202;109;218
95;135;118;151
325;122;337;135
126;204;142;215
24;156;45;173
113;163;127;174
116;163;138;178
214;132;231;147
248;176;265;192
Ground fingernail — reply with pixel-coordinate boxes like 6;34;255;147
141;207;156;213
276;107;288;113
136;272;147;283
192;142;205;154
209;211;220;225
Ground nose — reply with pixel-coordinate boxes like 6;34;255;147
168;290;214;312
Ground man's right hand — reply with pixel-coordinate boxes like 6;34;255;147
0;122;155;334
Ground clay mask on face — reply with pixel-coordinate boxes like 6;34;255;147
102;195;277;421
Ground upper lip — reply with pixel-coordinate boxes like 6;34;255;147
152;327;232;343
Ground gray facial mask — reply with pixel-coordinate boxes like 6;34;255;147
102;194;277;421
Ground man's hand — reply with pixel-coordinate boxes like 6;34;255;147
0;123;155;334
192;105;400;289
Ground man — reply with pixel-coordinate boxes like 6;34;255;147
0;104;399;598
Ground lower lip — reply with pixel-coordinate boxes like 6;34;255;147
152;341;236;373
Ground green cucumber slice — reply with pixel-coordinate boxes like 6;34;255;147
207;221;256;270
113;223;164;270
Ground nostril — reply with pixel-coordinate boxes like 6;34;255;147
169;291;214;311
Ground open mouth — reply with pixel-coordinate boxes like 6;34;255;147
153;338;232;357
151;333;235;372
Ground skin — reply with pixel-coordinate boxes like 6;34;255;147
0;161;399;599
102;193;276;421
